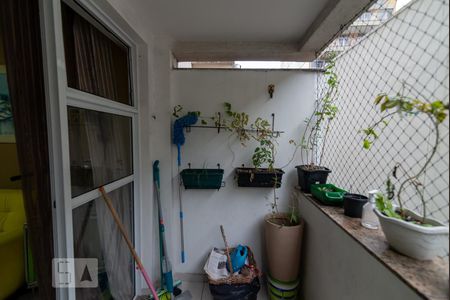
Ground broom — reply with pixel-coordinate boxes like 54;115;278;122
99;187;159;300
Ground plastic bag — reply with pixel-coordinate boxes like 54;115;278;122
209;277;261;300
204;248;230;280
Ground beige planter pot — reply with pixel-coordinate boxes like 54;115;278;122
264;213;304;282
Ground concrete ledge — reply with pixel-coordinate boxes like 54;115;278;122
297;189;449;300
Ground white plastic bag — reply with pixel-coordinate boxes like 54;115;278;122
203;248;230;280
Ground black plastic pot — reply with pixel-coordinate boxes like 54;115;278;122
295;165;331;193
235;168;284;188
343;194;369;218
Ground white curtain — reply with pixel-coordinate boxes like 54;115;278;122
85;112;134;300
72;14;134;300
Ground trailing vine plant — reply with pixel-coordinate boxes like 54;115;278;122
221;103;278;170
287;58;339;169
221;103;284;216
361;90;449;223
173;103;280;171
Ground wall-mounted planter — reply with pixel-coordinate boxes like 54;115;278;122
374;208;449;260
180;169;224;190
235;168;284;188
296;165;331;193
311;184;347;206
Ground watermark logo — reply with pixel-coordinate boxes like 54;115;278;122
52;258;98;288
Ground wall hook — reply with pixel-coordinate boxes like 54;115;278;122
268;84;275;99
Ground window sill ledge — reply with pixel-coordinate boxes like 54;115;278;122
298;189;449;300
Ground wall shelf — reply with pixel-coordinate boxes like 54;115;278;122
185;112;285;137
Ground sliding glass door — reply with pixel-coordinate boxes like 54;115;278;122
42;0;142;298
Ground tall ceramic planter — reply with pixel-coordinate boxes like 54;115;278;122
374;208;449;260
264;213;304;282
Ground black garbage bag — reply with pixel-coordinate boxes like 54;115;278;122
209;277;261;300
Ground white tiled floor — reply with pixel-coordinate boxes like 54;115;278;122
180;280;268;300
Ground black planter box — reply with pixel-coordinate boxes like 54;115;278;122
296;165;331;193
180;169;224;190
235;168;284;188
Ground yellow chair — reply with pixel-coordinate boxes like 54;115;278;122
0;189;26;299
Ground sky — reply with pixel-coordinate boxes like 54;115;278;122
395;0;413;11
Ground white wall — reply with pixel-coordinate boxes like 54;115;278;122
170;70;318;273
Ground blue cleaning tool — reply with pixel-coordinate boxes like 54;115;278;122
173;113;198;264
173;113;199;166
153;161;174;294
227;245;248;273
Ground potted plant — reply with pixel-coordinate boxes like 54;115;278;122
264;196;303;285
290;59;339;193
361;90;449;260
221;103;285;188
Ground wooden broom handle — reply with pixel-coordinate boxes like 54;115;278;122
99;187;143;266
220;225;234;276
99;187;159;299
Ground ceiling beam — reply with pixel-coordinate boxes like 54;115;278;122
173;42;316;62
298;0;377;54
172;0;378;62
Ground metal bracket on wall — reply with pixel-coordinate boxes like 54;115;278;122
185;112;284;137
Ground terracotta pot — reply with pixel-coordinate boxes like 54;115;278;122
264;213;304;282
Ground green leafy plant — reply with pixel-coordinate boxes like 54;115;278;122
288;59;339;168
251;117;276;170
221;103;278;170
222;102;251;144
375;192;402;220
361;89;449;223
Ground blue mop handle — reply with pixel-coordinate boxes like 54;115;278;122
177;144;182;166
153;160;160;187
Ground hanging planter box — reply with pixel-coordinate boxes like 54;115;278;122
235;168;284;188
180;168;224;190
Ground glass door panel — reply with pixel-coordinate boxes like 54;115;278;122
68;107;133;197
73;183;134;300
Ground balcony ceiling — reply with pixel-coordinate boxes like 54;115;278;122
111;0;376;61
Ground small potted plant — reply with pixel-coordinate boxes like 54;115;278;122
221;103;285;188
361;90;449;260
291;59;339;193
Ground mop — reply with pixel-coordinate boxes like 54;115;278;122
173;113;198;264
154;161;174;294
153;161;192;300
99;187;159;300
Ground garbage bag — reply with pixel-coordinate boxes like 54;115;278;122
209;277;261;300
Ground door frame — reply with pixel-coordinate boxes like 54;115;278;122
39;0;148;298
